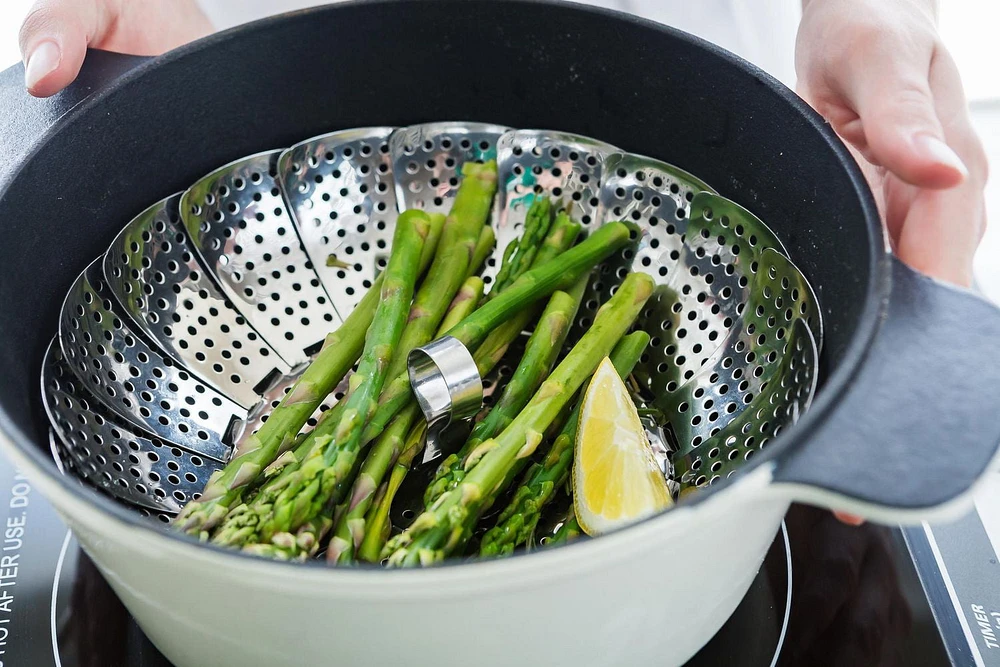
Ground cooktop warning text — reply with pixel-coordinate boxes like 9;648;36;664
0;471;30;666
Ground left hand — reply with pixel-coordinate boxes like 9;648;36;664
797;0;988;287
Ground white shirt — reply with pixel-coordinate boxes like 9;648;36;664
197;0;801;86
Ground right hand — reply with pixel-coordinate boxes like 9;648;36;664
19;0;213;98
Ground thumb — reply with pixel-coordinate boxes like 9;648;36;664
18;0;112;98
842;47;967;189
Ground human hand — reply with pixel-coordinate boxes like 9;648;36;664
797;0;988;287
19;0;213;97
797;0;988;527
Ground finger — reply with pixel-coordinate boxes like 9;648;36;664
18;0;212;98
833;29;968;189
892;50;988;286
100;0;214;56
18;0;110;98
833;511;865;526
894;184;986;286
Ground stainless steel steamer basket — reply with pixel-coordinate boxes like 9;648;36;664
41;122;824;529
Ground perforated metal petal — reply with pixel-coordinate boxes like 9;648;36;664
665;248;822;451
390;122;510;214
672;319;818;491
599;153;716;283
180;151;341;365
493;130;617;288
103;194;289;408
571;153;718;341
636;193;787;401
58;261;241;461
279;128;397;313
672;193;787;312
48;428;71;476
43;340;223;512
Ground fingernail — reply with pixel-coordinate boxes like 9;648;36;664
24;40;61;91
833;511;865;526
914;133;969;179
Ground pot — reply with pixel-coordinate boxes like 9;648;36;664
1;2;999;666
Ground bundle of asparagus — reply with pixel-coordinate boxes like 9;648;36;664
332;204;581;564
326;277;484;564
383;272;654;566
424;211;580;507
172;160;659;566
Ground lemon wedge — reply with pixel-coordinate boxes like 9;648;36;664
573;357;672;535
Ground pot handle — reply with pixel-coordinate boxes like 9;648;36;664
0;49;149;187
772;256;1000;521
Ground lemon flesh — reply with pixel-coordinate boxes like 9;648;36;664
573;357;672;535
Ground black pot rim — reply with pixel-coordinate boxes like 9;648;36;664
0;0;885;574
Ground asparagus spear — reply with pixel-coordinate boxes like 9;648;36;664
242;513;335;561
327;276;485;564
547;514;582;546
424;277;587;506
385;160;496;384
383;272;654;566
480;331;650;557
174;210;437;537
469;226;496;280
360;218;627;448
436;278;486;335
490;197;554;295
357;421;428;562
492;242;517;290
249;210;431;543
461;213;581;373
